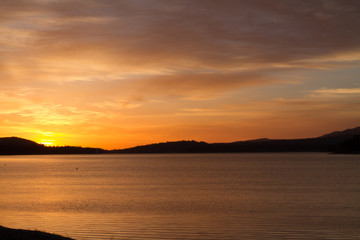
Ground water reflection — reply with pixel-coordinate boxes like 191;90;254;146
1;153;360;239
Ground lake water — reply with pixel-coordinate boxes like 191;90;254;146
0;153;359;240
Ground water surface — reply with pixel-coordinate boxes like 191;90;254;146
0;153;359;239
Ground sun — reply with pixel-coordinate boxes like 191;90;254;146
35;131;57;146
39;140;55;146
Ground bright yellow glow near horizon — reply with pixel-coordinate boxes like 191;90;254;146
39;140;55;146
35;132;57;146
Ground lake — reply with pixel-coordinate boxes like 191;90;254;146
0;153;359;240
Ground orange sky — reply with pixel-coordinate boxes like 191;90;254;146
1;0;360;149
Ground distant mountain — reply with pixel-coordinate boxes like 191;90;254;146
0;137;46;155
319;126;360;138
111;140;210;154
45;146;106;154
1;126;359;155
0;137;105;155
113;126;360;154
242;138;272;143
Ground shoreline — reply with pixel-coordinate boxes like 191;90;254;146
0;226;75;240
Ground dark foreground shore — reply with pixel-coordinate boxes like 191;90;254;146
0;226;75;240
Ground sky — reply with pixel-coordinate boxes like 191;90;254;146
0;0;360;149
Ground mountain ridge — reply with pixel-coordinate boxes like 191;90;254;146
319;126;360;138
112;126;360;154
1;126;359;155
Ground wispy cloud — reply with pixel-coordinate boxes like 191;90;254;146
313;88;360;94
129;71;278;100
1;0;360;84
92;99;143;110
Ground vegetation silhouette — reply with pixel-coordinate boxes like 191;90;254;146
0;126;359;155
0;225;75;240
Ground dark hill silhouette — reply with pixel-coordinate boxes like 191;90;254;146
112;126;360;154
0;137;105;155
45;146;106;154
239;138;272;143
0;137;46;155
1;126;359;155
319;126;360;138
333;135;360;154
112;140;210;154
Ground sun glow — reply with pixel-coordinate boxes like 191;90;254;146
36;132;57;146
39;140;55;146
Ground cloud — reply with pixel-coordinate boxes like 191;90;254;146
1;0;359;102
0;89;105;126
313;88;360;94
48;0;360;69
92;99;143;110
129;71;277;100
1;0;360;85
